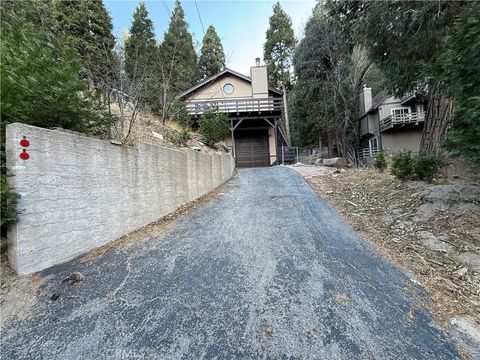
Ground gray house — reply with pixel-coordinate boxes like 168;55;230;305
180;59;287;168
358;86;425;164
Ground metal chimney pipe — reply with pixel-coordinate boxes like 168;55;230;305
255;57;261;66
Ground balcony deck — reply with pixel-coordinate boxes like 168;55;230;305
358;147;380;159
185;97;283;116
380;111;425;131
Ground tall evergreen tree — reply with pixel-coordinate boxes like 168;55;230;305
263;1;295;89
198;25;225;79
125;2;156;84
160;0;198;90
158;0;198;122
124;1;157;107
52;0;116;90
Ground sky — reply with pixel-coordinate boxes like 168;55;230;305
104;0;317;75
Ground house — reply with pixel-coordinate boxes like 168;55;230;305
180;59;287;167
357;86;425;164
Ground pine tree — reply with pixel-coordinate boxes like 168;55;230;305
158;0;198;121
199;25;225;79
263;1;295;89
52;0;116;90
124;1;156;84
123;1;157;108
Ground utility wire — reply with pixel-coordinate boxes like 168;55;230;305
194;0;206;36
162;0;171;17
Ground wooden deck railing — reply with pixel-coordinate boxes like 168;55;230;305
380;111;425;131
358;147;380;159
185;97;283;115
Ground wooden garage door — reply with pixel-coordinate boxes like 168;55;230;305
235;130;269;167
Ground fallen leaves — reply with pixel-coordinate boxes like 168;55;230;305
305;167;480;324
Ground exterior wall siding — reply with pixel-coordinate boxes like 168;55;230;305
378;96;404;120
187;75;253;100
6;123;235;275
381;129;423;155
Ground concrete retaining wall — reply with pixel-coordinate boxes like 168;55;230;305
6;123;235;275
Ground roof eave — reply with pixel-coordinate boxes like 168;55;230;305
179;68;283;99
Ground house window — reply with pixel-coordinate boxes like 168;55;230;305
368;137;379;156
391;107;410;115
223;83;234;94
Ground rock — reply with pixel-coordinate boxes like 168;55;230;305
416;231;454;253
215;142;230;152
151;131;164;140
62;272;84;285
314;158;323;165
323;157;347;168
456;252;480;273
453;267;468;278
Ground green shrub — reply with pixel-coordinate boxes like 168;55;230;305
198;107;229;145
0;14;115;135
1;175;19;251
412;153;445;182
391;151;414;181
391;151;445;182
170;99;193;128
373;152;388;172
165;128;190;147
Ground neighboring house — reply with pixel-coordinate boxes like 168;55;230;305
357;86;425;164
180;59;287;167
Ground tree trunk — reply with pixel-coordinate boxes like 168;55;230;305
282;84;291;145
420;83;453;154
322;157;347;168
327;131;334;157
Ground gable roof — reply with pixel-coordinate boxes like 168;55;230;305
360;89;388;118
369;90;388;112
179;68;283;98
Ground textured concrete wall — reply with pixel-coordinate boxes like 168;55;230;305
6;123;235;275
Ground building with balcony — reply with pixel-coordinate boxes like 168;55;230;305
180;59;287;167
357;86;425;164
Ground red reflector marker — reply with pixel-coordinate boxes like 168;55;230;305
20;150;29;160
20;138;30;147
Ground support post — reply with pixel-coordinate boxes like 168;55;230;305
230;118;236;159
296;146;299;163
282;145;284;165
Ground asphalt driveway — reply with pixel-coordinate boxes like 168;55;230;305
1;167;461;359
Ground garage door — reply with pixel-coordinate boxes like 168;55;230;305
235;130;269;167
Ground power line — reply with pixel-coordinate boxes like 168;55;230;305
162;0;171;17
194;0;205;35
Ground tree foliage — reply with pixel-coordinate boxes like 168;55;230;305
199;108;229;145
161;0;198;86
169;99;193;128
438;3;480;174
52;0;116;90
158;0;198;121
124;1;157;107
324;0;467;154
1;14;113;133
290;4;371;155
263;1;295;89
199;25;225;80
